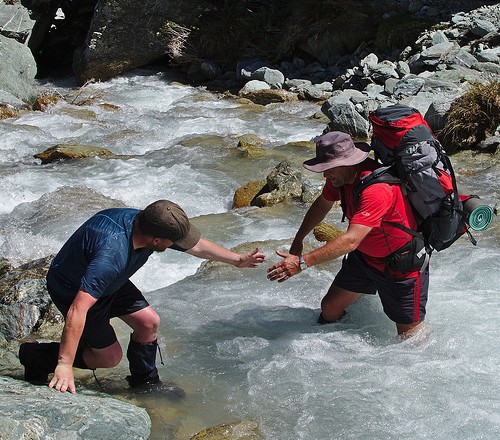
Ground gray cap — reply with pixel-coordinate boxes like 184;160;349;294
137;200;201;250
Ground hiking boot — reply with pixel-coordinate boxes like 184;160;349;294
126;336;161;386
18;342;59;385
125;369;160;387
125;373;185;397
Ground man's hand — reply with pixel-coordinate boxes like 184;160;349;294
49;363;76;394
236;247;267;268
267;250;301;282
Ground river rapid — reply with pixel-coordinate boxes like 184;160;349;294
1;70;499;440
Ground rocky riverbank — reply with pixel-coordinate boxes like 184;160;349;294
1;2;499;152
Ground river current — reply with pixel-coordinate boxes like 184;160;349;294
1;70;499;439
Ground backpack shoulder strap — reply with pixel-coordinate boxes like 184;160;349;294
353;165;401;206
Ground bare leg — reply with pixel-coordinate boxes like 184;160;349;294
320;283;363;322
396;321;424;338
83;341;123;369
82;306;160;369
120;306;160;343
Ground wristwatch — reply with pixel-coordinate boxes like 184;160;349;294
299;255;308;271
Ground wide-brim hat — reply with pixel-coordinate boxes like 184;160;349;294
137;200;201;250
303;131;370;172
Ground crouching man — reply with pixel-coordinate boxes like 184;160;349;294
20;200;266;393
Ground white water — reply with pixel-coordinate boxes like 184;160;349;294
1;70;499;440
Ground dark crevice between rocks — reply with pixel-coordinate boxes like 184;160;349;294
23;0;97;78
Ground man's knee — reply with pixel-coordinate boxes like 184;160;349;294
125;307;161;341
141;309;160;334
321;284;361;317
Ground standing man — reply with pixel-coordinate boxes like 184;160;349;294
267;132;429;337
19;200;266;393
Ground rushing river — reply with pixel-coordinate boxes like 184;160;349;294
1;70;499;440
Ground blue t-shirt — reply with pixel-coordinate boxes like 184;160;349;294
47;208;153;302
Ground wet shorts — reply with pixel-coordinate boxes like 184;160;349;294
48;280;149;349
333;250;429;324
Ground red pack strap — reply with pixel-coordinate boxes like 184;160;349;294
413;271;422;322
434;167;454;195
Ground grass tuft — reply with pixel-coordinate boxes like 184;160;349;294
440;79;500;152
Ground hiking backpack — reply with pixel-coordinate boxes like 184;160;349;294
358;104;473;252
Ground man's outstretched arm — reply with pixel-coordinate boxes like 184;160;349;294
268;223;372;282
187;238;266;268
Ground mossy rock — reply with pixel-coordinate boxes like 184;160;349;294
0;259;12;278
0;256;53;298
234;134;267;157
313;221;344;242
0;106;19;120
190;420;261;440
281;140;315;150
33;95;59;112
233;179;266;208
98;103;121;111
238;89;298;105
237;134;264;149
34;145;114;164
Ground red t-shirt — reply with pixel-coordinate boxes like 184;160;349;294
322;161;418;273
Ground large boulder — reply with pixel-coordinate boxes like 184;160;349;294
233;179;266;209
0;256;62;341
298;11;377;64
0;376;151;439
0;1;34;40
238;88;298;106
73;0;211;84
321;97;370;140
0;33;37;105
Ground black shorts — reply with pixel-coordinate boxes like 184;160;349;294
49;280;149;349
333;251;429;324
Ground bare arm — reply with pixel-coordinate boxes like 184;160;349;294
49;289;97;394
289;195;334;255
186;238;266;268
268;223;372;282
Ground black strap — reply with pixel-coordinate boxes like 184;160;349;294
340;187;347;223
353;165;400;205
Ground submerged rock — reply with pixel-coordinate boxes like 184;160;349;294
34;144;114;164
190;420;261;440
